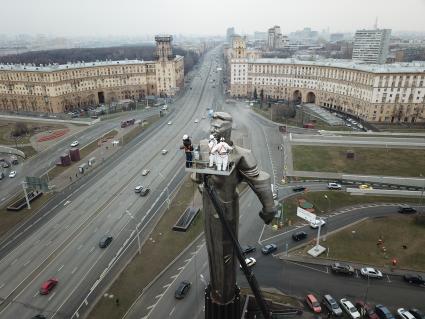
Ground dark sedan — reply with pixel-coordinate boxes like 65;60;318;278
175;281;191;299
292;186;306;192
242;245;256;255
398;205;417;214
403;274;425;285
261;244;277;255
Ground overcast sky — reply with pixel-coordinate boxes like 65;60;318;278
1;0;424;37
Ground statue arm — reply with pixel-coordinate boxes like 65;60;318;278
236;147;277;224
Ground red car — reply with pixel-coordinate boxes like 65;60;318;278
306;294;322;313
39;278;58;295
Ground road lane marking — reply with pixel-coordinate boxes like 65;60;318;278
71;267;78;274
285;260;329;274
257;224;266;244
184;258;191;263
33;291;38;298
386;275;392;283
77;244;83;250
169;307;175;316
0;283;4;289
170;275;178;279
64;200;71;206
48;292;56;301
163;284;171;288
89;246;95;254
57;265;64;272
155;294;163;299
147;304;156;310
10;259;18;266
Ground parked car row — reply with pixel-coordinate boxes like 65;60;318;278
306;293;424;319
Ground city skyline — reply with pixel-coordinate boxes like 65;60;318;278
0;0;424;37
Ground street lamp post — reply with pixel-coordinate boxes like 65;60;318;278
126;210;141;255
324;195;331;241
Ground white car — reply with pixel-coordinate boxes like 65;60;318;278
161;149;168;155
141;169;150;176
310;218;325;229
340;298;361;319
134;185;143;193
360;267;383;278
8;171;16;178
70;141;79;147
327;182;342;190
194;119;199;123
167;121;172;125
397;308;416;319
240;257;256;268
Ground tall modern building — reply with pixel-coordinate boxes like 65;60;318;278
226;27;235;43
267;26;289;50
352;29;391;64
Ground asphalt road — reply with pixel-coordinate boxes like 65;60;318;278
0;47;223;319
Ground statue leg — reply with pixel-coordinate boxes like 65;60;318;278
216;156;223;171
209;154;214;167
222;155;228;171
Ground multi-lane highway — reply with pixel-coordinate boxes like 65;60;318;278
0;47;224;318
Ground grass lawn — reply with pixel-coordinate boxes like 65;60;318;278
304;216;425;271
0;192;53;239
17;145;37;158
292;145;425;177
87;177;204;319
252;106;349;131
281;191;422;226
122;115;159;145
0;120;66;145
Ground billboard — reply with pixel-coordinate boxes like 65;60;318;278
25;176;49;192
296;207;317;223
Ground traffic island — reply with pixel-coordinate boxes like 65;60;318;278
288;215;425;272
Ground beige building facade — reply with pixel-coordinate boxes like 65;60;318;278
230;41;425;123
0;35;184;113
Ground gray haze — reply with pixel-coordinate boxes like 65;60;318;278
1;0;424;36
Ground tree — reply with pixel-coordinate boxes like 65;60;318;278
260;89;264;101
12;122;29;137
253;88;257;100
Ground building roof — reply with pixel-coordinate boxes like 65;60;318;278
0;57;181;72
245;58;425;73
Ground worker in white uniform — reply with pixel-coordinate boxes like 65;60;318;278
208;134;217;168
212;137;233;171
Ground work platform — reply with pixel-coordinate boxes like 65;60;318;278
184;159;235;176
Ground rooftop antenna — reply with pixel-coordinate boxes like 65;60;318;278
374;16;378;29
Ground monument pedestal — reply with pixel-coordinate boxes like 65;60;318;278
205;285;241;319
308;244;326;257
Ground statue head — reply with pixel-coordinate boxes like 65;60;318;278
210;112;232;142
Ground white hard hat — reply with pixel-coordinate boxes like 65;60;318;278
209;134;214;139
183;134;188;140
220;137;225;142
